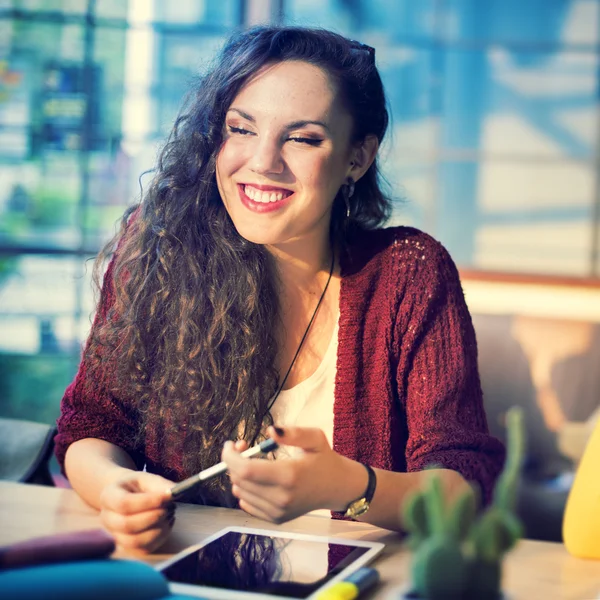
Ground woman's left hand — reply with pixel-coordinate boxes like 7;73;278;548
222;426;364;523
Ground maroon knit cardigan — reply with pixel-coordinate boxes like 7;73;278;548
55;226;505;505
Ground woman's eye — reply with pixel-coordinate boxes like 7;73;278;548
288;136;323;146
228;126;253;136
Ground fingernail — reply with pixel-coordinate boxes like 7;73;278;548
274;426;285;437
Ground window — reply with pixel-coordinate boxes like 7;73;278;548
284;0;600;277
2;0;599;426
0;0;240;424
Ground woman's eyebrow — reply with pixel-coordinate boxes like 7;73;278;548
227;108;330;133
285;120;330;133
228;107;255;122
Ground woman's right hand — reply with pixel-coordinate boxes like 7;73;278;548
98;471;176;554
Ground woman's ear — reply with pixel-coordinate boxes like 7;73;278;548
348;135;379;182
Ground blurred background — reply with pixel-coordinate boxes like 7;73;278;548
1;0;599;537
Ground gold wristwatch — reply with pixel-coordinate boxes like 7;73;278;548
344;463;377;519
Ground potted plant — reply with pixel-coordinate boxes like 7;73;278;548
401;407;524;599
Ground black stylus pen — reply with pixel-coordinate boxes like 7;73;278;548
167;438;279;500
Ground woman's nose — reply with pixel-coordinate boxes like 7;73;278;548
249;138;284;175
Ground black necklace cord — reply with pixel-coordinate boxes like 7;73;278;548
267;247;336;412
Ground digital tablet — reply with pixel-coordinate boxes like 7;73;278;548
156;526;384;599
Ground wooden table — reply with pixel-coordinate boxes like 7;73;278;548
0;482;598;599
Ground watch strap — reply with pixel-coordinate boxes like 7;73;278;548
362;463;376;503
343;463;377;518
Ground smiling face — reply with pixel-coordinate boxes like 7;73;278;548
215;60;356;251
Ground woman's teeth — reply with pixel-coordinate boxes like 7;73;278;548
244;185;289;203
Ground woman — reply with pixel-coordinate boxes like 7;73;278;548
56;25;505;553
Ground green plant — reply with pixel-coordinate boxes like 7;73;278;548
402;407;524;599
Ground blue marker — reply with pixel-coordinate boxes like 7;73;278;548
317;567;380;600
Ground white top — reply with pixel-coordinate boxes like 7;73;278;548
268;313;338;519
271;312;340;518
269;314;338;458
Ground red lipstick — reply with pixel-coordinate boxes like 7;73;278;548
237;184;294;214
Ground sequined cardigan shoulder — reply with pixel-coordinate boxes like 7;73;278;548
55;225;505;503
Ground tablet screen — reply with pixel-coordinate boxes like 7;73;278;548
160;529;377;599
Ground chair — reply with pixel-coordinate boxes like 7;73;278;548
0;418;56;486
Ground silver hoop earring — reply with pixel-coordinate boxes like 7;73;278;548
342;177;355;219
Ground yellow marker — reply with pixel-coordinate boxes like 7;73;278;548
317;567;379;600
563;416;600;559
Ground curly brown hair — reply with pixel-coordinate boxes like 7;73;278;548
88;25;391;505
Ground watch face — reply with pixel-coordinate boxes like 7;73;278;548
345;498;369;519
